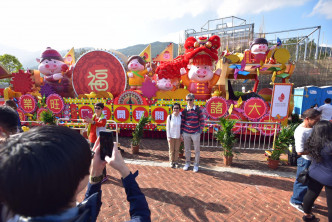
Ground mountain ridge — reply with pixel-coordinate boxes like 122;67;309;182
0;42;179;70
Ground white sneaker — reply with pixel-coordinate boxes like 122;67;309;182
289;201;304;213
193;166;199;173
183;163;190;171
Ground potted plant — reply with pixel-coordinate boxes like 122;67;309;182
40;110;56;125
131;115;150;154
215;117;238;166
268;123;299;169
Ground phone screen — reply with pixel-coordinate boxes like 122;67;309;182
99;131;114;160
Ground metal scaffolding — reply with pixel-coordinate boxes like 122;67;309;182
184;17;322;61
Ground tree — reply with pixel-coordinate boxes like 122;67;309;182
0;54;23;73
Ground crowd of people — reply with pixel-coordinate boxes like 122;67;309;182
0;101;151;222
0;96;331;221
289;107;332;221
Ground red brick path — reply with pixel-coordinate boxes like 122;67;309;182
77;138;328;221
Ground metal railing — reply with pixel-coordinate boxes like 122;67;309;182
56;118;119;143
201;121;281;151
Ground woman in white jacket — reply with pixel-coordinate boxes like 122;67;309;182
166;103;182;168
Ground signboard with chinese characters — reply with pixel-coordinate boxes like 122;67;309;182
37;108;48;121
78;105;93;119
151;106;169;124
103;105;112;120
259;114;280;136
113;105;130;122
228;114;242;133
243;97;267;121
46;94;65;114
19;94;37;113
270;83;292;122
205;97;228;119
72;51;127;98
17;108;26;122
132;106;149;123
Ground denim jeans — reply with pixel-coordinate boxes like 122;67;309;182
290;157;311;204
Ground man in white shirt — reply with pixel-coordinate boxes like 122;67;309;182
317;98;332;120
290;108;321;213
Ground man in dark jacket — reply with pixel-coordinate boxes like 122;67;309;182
0;126;150;222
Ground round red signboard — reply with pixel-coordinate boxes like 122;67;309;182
101;106;111;120
19;94;37;113
46;94;64;114
79;106;93;119
72;51;127;98
133;107;148;122
205;97;228;119
259;114;280;136
152;107;168;123
243;97;267;121
228;114;242;133
17;108;26;122
37;108;48;121
114;107;129;122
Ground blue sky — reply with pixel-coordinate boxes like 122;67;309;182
0;0;331;54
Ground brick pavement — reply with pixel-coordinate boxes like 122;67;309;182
77;137;328;221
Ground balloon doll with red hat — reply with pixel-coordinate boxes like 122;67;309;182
180;36;221;100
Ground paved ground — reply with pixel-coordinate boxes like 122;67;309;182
78;137;328;222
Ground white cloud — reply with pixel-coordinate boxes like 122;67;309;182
309;0;332;19
215;0;309;17
0;0;318;53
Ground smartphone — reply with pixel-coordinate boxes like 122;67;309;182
99;131;114;160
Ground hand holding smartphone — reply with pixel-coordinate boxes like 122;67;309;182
99;131;114;161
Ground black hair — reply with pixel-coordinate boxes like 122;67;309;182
5;100;17;110
171;103;181;110
325;98;331;104
306;120;332;162
250;38;268;49
94;102;104;109
0;106;18;135
0;126;91;217
302;108;321;119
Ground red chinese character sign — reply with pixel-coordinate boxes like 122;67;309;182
132;107;148;123
17;108;26;122
19;94;37;113
46;94;65;114
243;97;267;121
37;108;48;121
259;114;280;136
152;107;168;123
228;114;242;133
205;97;228;119
78;105;93;119
102;106;111;120
114;106;130;122
72;50;127;98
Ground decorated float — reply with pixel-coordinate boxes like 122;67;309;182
0;36;295;137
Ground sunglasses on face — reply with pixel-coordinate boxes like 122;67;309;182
94;107;102;110
186;99;193;101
